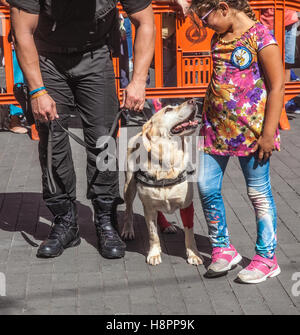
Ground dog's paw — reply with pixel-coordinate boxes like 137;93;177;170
121;229;135;241
187;255;203;266
147;245;162;265
186;249;203;266
161;223;177;234
147;253;162;266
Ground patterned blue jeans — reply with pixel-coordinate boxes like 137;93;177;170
197;153;277;259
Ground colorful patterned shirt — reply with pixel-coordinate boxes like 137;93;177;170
201;22;281;156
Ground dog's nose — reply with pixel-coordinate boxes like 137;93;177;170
187;99;196;105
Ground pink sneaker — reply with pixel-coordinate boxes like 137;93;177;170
206;244;242;277
237;254;281;284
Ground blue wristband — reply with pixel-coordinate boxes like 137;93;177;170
29;86;46;96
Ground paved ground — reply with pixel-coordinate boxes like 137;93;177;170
0;110;300;315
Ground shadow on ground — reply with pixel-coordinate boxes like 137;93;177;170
0;192;98;250
0;192;212;264
117;209;212;266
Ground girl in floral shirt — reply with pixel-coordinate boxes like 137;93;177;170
190;0;284;283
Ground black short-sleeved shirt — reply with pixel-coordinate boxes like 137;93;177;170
7;0;152;49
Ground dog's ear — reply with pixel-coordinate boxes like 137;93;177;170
142;120;152;152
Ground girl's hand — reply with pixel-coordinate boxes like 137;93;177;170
31;94;59;122
0;1;10;7
253;135;275;161
176;0;192;15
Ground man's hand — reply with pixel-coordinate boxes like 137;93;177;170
121;80;146;112
252;135;275;162
0;1;10;7
31;93;59;122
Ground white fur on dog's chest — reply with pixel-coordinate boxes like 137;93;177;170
137;181;193;214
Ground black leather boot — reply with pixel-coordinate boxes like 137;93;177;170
37;201;81;258
92;198;126;259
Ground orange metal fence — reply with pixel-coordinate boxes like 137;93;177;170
0;6;15;104
1;1;300;128
116;0;300;104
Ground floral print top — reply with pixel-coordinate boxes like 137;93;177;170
201;22;280;156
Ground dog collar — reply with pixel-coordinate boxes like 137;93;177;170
135;168;195;188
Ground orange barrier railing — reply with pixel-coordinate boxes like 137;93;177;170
116;1;214;99
0;6;15;104
116;0;300;130
1;1;300;130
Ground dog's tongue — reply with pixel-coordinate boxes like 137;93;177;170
174;119;198;131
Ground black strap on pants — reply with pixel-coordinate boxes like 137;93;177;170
46;108;128;195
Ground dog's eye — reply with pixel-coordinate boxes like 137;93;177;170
165;107;173;113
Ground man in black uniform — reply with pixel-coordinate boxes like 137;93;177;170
2;0;156;259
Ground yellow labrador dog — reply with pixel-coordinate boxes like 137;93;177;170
121;99;203;266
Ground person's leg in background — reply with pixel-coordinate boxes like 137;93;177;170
148;13;178;114
237;155;280;283
284;22;300;114
161;32;178;107
36;53;80;258
73;46;126;259
284;23;298;82
197;153;242;277
119;14;130;89
124;16;133;73
8;48;28;134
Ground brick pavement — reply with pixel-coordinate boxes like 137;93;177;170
0;113;300;315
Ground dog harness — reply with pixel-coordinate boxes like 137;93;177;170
134;167;195;188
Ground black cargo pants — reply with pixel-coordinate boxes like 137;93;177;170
37;45;120;212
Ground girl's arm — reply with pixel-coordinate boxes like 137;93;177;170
255;44;285;161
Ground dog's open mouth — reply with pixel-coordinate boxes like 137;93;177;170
170;111;199;135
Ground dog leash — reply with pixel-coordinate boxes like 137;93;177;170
12;84;132;245
12;83;128;194
46;108;128;195
21;109;128;248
